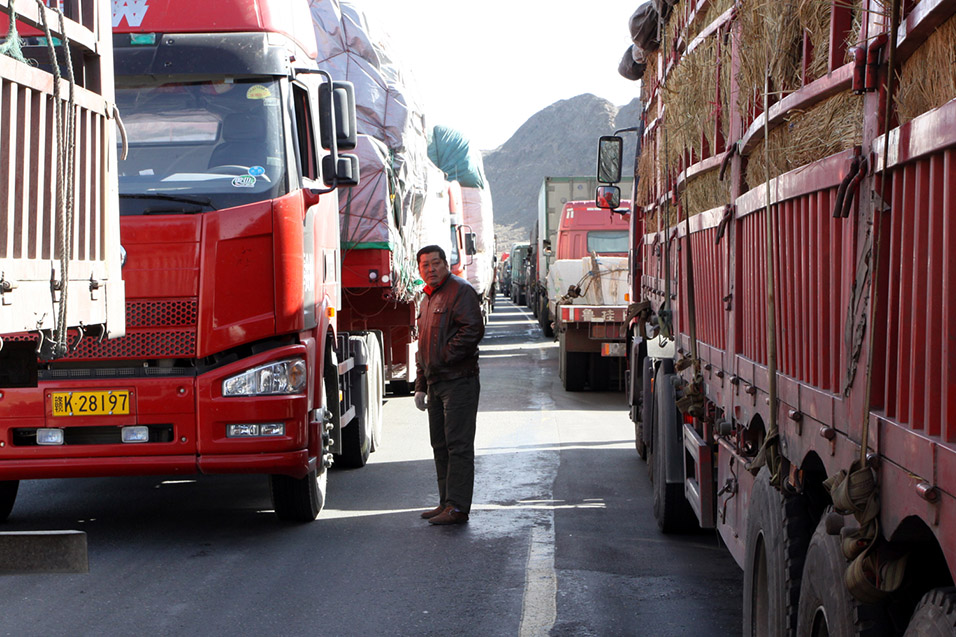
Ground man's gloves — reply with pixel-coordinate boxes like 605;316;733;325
414;391;427;411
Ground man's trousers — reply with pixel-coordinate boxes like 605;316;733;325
426;375;480;514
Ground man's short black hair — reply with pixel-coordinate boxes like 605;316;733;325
417;245;447;264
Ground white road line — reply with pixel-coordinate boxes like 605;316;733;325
518;510;557;637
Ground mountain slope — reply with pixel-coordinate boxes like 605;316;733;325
485;93;640;246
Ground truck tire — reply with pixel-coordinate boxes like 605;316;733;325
271;381;331;522
652;370;697;533
588;353;611;391
539;297;554;337
743;467;814;636
561;348;588;392
0;480;19;521
795;518;891;636
366;332;385;452
637;356;655;461
338;336;372;468
904;588;956;636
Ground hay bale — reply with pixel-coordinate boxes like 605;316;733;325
896;13;956;124
687;0;734;44
683;169;730;218
637;131;657;207
736;0;804;115
745;91;863;187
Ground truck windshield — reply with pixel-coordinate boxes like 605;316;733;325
115;78;287;215
587;230;629;254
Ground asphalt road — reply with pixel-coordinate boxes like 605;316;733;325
0;295;742;636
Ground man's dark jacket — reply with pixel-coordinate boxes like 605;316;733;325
415;274;484;392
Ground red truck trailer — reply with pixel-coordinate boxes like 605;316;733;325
600;0;956;633
548;201;630;392
0;0;369;522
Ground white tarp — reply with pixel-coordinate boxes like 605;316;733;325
310;0;431;252
461;186;495;298
546;256;629;316
339;135;393;247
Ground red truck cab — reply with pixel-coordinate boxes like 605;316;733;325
0;0;359;522
555;201;631;259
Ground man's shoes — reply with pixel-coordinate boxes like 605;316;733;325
428;506;469;525
420;504;445;520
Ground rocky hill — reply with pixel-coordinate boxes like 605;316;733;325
486;93;641;248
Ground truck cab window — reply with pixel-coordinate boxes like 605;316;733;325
115;78;287;215
292;83;318;182
587;230;629;254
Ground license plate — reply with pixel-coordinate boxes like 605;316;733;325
51;391;130;417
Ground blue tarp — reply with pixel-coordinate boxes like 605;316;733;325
427;125;486;189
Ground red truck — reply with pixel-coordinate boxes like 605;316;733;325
548;201;630;391
0;0;371;522
600;0;956;633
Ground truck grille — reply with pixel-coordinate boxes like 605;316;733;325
7;299;198;360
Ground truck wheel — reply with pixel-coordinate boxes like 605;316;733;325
562;349;587;392
271;383;330;521
366;332;385;452
588;354;610;391
539;298;554;337
0;480;19;521
795;518;891;636
637;356;655;462
270;465;327;522
904;588;956;636
338;336;372;468
651;371;697;533
743;467;814;636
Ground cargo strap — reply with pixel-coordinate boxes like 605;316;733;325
37;2;78;359
824;460;907;603
825;0;908;606
746;428;782;486
714;204;734;244
626;301;652;338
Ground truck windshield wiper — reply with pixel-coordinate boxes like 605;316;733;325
120;193;217;210
142;206;205;215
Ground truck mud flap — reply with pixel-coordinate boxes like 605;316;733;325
682;422;715;528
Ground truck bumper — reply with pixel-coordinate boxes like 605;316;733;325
0;344;314;481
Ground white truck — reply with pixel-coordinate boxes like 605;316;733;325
0;0;124;381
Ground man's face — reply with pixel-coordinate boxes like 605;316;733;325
419;252;449;288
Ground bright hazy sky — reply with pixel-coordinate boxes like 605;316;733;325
356;1;642;151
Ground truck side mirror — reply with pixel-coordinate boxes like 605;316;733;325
323;153;360;187
595;185;621;210
319;81;357;151
465;232;478;256
597;135;623;184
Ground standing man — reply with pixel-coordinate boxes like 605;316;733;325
414;245;484;525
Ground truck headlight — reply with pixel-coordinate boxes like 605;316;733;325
222;358;307;397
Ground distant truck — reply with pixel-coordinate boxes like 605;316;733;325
547;201;630;391
508;243;531;305
497;252;511;298
531;177;632;337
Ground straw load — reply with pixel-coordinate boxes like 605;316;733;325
310;0;436;302
896;13;956;124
